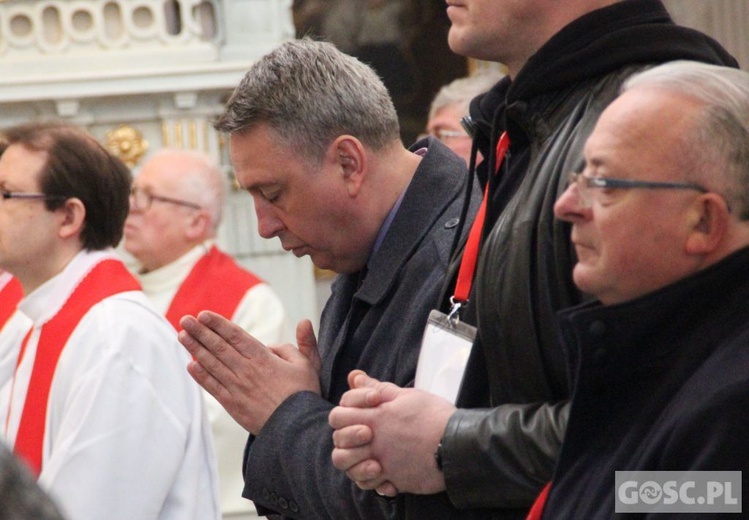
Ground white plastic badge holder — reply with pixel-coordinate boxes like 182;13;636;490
414;309;476;404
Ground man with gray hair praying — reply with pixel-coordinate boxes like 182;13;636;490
177;38;477;519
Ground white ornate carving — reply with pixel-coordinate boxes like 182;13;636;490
0;1;316;330
0;0;293;79
2;0;211;61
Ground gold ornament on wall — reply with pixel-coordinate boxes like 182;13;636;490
105;125;149;168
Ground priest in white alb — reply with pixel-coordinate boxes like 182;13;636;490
0;122;220;520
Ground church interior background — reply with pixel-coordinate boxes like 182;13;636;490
0;0;746;328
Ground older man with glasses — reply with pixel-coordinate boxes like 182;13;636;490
123;148;292;520
422;69;505;166
519;60;749;518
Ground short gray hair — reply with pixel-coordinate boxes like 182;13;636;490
428;68;504;121
623;61;749;219
215;38;400;165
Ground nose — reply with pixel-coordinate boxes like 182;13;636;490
127;193;141;214
554;183;590;223
253;196;284;239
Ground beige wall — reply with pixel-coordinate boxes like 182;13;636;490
663;0;748;69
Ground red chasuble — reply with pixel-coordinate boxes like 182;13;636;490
0;276;23;330
12;259;141;475
164;246;262;331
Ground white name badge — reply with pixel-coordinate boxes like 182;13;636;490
414;309;476;404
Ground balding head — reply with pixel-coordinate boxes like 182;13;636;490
124;149;228;272
141;149;227;227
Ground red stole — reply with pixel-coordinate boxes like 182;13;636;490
12;259;141;475
164;246;262;330
0;276;23;330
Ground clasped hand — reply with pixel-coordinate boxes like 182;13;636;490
178;311;322;435
328;370;456;496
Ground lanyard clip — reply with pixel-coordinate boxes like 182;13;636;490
447;296;463;326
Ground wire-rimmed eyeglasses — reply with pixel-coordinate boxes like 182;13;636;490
566;172;708;208
129;187;202;211
435;129;469;142
0;190;67;203
418;129;470;143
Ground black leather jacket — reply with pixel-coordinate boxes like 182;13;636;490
400;1;738;518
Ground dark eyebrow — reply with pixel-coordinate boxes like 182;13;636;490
243;181;279;193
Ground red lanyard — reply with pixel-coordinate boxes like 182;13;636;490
526;482;552;520
452;132;510;305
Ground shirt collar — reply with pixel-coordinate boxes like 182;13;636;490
368;147;427;264
137;241;212;297
18;249;119;326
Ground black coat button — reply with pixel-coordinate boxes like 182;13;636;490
588;320;607;338
444;217;460;229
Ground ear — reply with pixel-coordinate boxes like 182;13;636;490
685;193;730;255
329;135;366;197
57;197;86;241
184;210;213;241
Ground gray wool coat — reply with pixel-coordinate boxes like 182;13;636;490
242;137;480;520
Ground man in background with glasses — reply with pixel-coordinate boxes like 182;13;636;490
422;68;505;166
0;122;219;520
123;148;291;520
